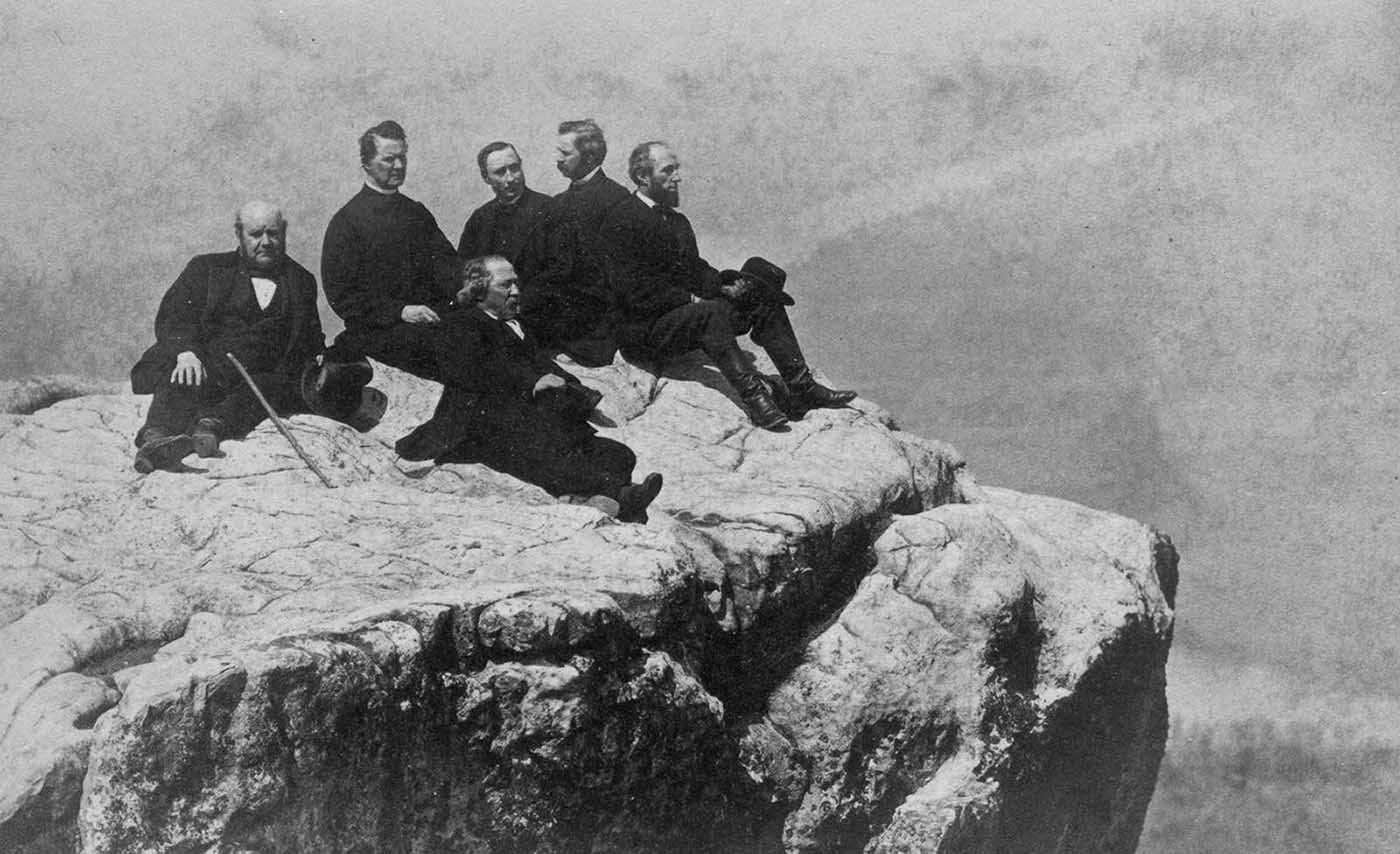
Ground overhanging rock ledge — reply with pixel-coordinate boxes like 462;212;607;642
0;352;1176;853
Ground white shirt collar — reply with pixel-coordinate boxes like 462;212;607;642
633;189;678;212
250;276;278;311
363;181;398;195
572;165;603;186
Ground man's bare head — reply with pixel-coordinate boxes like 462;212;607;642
234;201;286;274
459;255;520;320
478;142;525;203
556;119;607;181
359;120;408;191
629;141;681;208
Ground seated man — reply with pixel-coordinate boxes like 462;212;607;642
321;120;462;381
398;255;663;522
604;140;856;430
457;141;551;266
513;119;636;365
129;201;364;473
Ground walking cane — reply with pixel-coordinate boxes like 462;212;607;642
226;353;335;488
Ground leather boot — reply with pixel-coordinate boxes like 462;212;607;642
134;429;194;474
617;472;664;523
785;367;857;410
191;417;224;458
714;348;788;430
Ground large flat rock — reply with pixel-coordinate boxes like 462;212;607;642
0;352;1172;853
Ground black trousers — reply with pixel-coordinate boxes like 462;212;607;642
636;298;806;376
470;433;636;499
429;390;637;499
136;373;302;446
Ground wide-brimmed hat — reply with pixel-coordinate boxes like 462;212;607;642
720;256;795;306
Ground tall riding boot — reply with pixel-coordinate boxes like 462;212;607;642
784;366;857;410
714;346;788;430
750;306;856;411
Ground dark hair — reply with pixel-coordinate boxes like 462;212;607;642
476;141;518;178
459;255;509;303
628;140;667;187
558;119;607;167
359;120;406;164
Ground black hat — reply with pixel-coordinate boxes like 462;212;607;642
721;256;795;306
301;359;385;431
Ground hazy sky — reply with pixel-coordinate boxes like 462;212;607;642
5;0;1400;747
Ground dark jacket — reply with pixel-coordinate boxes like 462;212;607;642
599;194;723;329
395;305;593;461
130;251;323;394
457;188;551;266
321;186;459;332
516;171;637;365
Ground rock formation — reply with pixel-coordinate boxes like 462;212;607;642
0;351;1176;853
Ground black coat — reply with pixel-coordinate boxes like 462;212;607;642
395;306;596;460
599;194;723;330
130;251;323;394
457;188;551;266
321;186;459;332
516;171;636;365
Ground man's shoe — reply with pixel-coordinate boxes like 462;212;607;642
134;433;194;474
617;472;664;523
740;378;790;430
787;368;857;410
190;418;223;458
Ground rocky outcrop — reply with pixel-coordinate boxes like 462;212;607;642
0;350;1175;853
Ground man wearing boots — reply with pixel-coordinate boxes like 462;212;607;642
129;201;364;473
397;255;663;523
602;140;855;429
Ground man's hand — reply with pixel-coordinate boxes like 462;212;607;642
721;277;755;301
532;374;567;396
401;305;441;324
170;351;205;386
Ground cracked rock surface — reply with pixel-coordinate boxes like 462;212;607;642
0;352;1173;853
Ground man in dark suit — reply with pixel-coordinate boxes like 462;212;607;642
457;141;551;266
398;255;663;522
601;140;856;429
129;202;327;473
514;119;635;366
322;120;461;381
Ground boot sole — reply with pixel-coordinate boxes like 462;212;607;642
134;435;195;474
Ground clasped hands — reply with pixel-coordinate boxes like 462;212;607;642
720;274;755;302
401;304;441;324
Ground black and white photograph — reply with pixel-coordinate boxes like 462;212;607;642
2;1;1397;851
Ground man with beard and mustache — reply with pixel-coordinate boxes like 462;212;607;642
398;255;663;523
129;201;334;473
601;140;856;430
457;141;551;266
514;118;635;366
321;120;462;381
